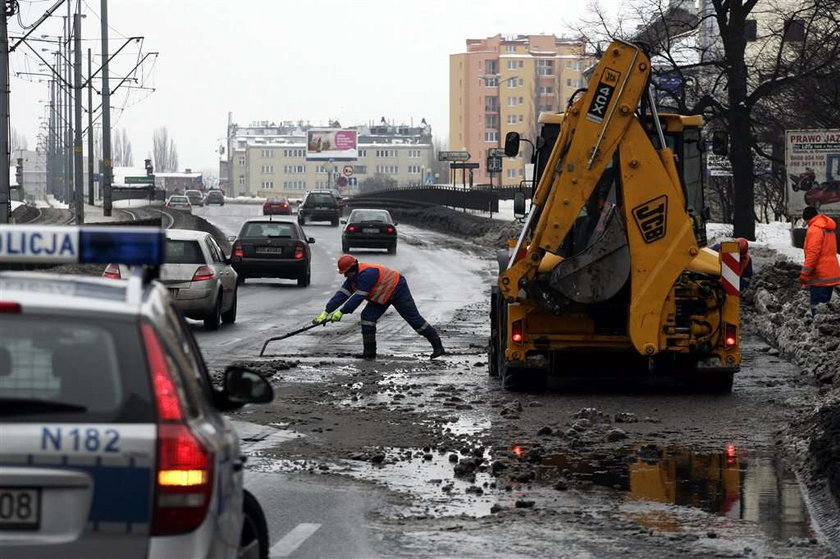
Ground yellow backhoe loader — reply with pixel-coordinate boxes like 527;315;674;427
489;40;742;391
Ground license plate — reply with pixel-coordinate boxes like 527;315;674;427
256;247;283;254
363;228;379;234
315;206;329;210
0;488;41;530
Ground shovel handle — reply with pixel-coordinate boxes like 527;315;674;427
259;321;327;356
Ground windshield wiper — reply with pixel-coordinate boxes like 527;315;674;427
0;397;88;414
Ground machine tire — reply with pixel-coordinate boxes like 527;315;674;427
502;364;548;392
204;293;222;331
221;289;237;324
240;490;269;559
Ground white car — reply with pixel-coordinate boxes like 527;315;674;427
0;225;272;559
165;195;192;212
105;229;238;330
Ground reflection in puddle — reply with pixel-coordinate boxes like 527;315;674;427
535;445;813;540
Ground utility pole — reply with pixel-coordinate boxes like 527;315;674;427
0;2;11;223
73;4;83;223
101;0;112;216
64;13;72;209
87;48;93;205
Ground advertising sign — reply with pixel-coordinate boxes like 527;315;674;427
706;154;732;177
785;129;840;215
306;129;358;161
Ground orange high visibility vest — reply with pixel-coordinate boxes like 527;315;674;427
802;215;840;286
357;263;401;304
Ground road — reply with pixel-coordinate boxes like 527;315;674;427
190;203;833;558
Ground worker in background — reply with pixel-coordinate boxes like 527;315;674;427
800;206;840;316
313;255;445;360
712;238;753;291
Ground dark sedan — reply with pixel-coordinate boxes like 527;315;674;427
341;208;398;254
231;219;314;286
263;198;292;215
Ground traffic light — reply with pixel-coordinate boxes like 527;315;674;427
15;158;23;186
145;158;154;176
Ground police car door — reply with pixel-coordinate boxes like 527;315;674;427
0;311;157;559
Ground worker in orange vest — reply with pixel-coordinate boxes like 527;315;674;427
800;206;840;315
313;255;445;360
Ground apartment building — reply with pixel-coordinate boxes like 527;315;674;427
450;34;592;185
224;118;434;199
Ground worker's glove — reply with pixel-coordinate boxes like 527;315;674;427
313;311;329;325
329;310;344;323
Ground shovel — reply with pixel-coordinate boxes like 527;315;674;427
259;321;328;356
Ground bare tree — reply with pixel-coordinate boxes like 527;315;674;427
10;128;28;153
112;128;135;167
113;131;122;167
123;130;134;166
153;127;179;172
581;0;840;238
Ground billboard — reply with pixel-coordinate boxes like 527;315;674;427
306;129;358;161
785;129;840;216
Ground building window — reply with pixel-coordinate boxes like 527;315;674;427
282;165;305;174
485;114;499;129
260;165;274;173
506;114;518;125
238;175;245;185
567;78;572;87
506;60;517;70
376;149;396;158
354;165;367;174
538;104;553;112
518;96;524;104
486;60;498;74
237;141;246;149
507;77;518;88
507;96;516;107
261;149;274;158
484;131;499;142
282;148;305;158
484;77;499;87
408;149;422;158
359;149;367;157
536;59;554;76
784;18;805;42
537;86;554;95
507;168;518;179
407;165;422;174
260;180;274;189
505;45;516;53
238;157;246;166
375;165;398;174
485;96;499;112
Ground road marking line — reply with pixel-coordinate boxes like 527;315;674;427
219;337;242;347
269;523;321;557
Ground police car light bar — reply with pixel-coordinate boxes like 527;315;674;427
0;225;165;266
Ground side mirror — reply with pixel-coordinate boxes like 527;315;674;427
222;366;274;407
393;222;398;226
711;131;729;156
504;131;521;157
340;219;347;224
513;191;527;217
227;235;237;242
307;237;316;244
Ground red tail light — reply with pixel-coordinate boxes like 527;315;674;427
724;323;737;348
142;323;213;536
232;242;244;258
103;263;121;279
348;225;356;232
0;302;22;313
511;320;523;343
385;226;395;233
192;266;215;281
294;243;305;259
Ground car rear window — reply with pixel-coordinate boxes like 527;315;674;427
306;194;336;206
170;196;188;203
241;222;297;238
0;316;154;423
351;211;391;223
167;240;206;264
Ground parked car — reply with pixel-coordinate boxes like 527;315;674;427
105;229;238;330
263;197;292;215
0;226;271;558
298;190;341;226
166;194;192;212
341;208;398;254
230;218;314;286
185;189;205;207
204;189;225;206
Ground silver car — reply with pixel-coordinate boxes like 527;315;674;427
0;225;272;559
165;195;192;212
106;229;238;330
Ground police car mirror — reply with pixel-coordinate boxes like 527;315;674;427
223;366;274;406
308;237;316;244
227;235;236;242
340;219;347;224
504;131;521;157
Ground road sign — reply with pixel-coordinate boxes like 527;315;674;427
125;175;155;184
487;155;502;173
450;162;479;170
438;150;470;162
488;148;506;158
342;165;354;177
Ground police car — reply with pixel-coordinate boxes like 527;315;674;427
0;225;271;559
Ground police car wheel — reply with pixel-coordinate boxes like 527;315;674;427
204;293;223;330
240;490;269;559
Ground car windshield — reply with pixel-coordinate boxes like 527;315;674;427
166;239;206;264
351;211;391;223
0;316;153;422
306;194;335;206
241;222;296;238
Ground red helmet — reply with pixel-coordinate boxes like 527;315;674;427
337;254;358;274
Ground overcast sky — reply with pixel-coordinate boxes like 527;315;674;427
9;0;622;174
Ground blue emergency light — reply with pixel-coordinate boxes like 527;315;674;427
0;225;165;265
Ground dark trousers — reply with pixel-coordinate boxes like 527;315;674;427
809;286;834;315
359;278;437;340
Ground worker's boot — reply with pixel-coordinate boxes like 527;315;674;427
355;336;376;360
428;335;445;360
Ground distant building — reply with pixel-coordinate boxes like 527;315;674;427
449;34;593;185
10;149;46;201
154;171;203;194
221;116;435;198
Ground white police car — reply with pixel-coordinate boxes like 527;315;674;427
0;226;271;558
